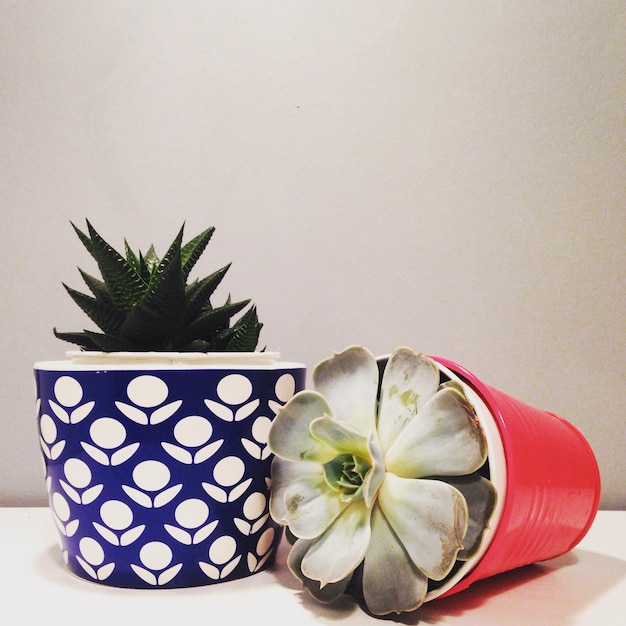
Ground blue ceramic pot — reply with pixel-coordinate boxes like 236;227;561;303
34;354;305;588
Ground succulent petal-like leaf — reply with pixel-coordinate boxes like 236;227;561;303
441;474;497;560
269;457;322;523
282;472;348;538
308;414;369;459
362;505;428;615
287;538;353;603
378;474;467;581
384;386;488;478
312;346;378;436
377;348;440;452
267;392;338;463
362;433;385;508
301;498;371;586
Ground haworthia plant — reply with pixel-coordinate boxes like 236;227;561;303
54;220;262;352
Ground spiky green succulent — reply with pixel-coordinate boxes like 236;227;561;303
53;220;262;352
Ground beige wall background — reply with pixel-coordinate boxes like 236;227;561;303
1;1;624;508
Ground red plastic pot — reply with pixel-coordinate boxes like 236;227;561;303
428;356;601;599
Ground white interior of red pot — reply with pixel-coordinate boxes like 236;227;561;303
424;362;507;602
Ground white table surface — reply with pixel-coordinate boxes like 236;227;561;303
1;508;624;625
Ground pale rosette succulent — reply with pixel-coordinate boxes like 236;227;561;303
268;346;496;616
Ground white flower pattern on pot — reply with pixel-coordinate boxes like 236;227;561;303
241;375;297;460
247;527;276;573
92;500;145;546
76;537;115;581
122;460;183;508
48;376;95;424
199;535;241;580
116;375;182;426
38;410;66;461
34;363;305;588
164;498;218;545
81;417;140;466
50;491;79;538
202;456;252;503
59;458;103;505
161;415;224;465
234;492;270;536
131;541;182;586
268;373;297;415
241;415;273;460
204;373;259;422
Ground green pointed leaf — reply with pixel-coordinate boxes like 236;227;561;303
138;250;156;283
212;325;240;350
70;221;94;256
172;299;250;347
62;284;124;334
141;226;186;323
223;305;262;352
181;226;214;279
53;328;100;350
179;264;231;328
82;330;139;351
143;244;160;274
119;304;175;349
85;220;146;311
78;269;113;304
124;239;141;275
179;339;213;352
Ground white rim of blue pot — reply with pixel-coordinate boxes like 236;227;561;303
423;361;507;601
33;351;306;370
